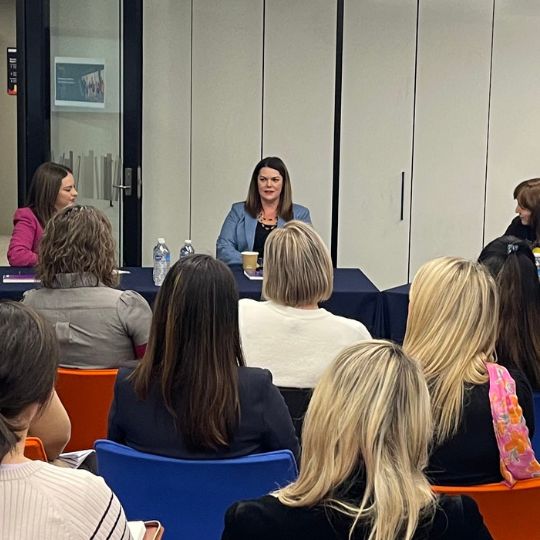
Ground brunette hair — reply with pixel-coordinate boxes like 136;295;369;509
26;162;72;227
131;255;245;451
245;156;293;221
403;257;498;445
37;205;118;288
517;179;540;244
263;221;333;306
0;302;59;461
479;236;540;389
277;340;435;540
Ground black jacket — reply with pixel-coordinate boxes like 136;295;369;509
108;366;299;460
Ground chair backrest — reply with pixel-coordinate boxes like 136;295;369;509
95;440;298;540
532;392;540;455
278;386;312;440
24;437;47;461
433;478;540;539
56;368;118;452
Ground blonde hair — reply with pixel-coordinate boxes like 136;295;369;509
263;221;333;307
403;257;498;445
277;340;435;540
38;205;118;288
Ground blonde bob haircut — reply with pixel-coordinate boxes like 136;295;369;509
403;256;499;445
38;205;118;288
277;340;435;540
262;221;333;307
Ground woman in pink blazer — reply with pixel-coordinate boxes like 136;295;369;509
8;162;77;267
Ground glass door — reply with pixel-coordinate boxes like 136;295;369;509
49;0;123;258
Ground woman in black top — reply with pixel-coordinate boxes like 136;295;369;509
504;178;540;242
404;257;535;486
222;341;492;540
108;254;298;460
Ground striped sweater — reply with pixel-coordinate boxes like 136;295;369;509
0;461;131;539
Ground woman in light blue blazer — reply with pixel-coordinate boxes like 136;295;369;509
216;156;312;265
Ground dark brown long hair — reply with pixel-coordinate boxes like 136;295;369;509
37;205;118;288
245;156;293;221
479;236;540;389
0;302;59;461
517;179;540;245
26;162;72;227
131;254;245;451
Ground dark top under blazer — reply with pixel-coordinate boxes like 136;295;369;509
221;493;492;540
108;366;299;461
427;368;534;486
505;216;535;242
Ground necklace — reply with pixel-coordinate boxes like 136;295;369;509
257;211;278;231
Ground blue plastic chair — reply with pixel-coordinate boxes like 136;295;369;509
95;440;298;540
532;392;540;455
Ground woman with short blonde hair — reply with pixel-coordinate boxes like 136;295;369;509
23;205;152;369
263;220;333;306
404;256;535;485
222;341;492;540
239;221;370;389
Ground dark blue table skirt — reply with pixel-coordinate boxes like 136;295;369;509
0;266;385;338
382;283;411;344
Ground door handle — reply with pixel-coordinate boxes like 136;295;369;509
113;167;133;196
400;171;405;221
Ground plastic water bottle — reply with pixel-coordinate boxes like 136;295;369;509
153;238;170;286
179;239;195;259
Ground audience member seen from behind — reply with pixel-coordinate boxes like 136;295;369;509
0;302;130;539
404;257;535;486
8;162;77;267
506;178;540;244
479;236;540;391
108;254;299;460
222;340;492;540
216;156;311;266
239;221;371;389
22;205;152;369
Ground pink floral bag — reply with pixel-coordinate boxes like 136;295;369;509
486;362;540;486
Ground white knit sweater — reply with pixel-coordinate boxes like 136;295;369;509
239;299;371;387
0;461;131;540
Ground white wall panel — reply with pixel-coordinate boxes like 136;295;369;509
262;0;335;247
484;1;540;244
191;0;263;257
142;0;191;264
339;0;417;289
410;1;492;276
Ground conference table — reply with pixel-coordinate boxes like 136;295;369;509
381;283;411;344
0;266;385;338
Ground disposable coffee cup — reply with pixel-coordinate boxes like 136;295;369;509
241;251;259;271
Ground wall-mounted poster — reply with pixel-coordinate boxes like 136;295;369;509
7;48;17;95
54;57;105;108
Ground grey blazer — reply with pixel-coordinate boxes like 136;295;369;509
216;202;312;265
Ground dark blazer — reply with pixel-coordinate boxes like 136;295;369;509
108;366;299;461
427;368;534;486
221;494;492;540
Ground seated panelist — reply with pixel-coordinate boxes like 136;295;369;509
216;156;311;265
8;162;77;267
505;178;540;242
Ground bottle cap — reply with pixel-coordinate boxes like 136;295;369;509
158;237;165;244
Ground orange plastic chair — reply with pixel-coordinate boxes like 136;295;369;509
433;478;540;539
55;367;118;452
24;436;48;461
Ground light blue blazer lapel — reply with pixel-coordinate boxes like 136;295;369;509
243;210;258;252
